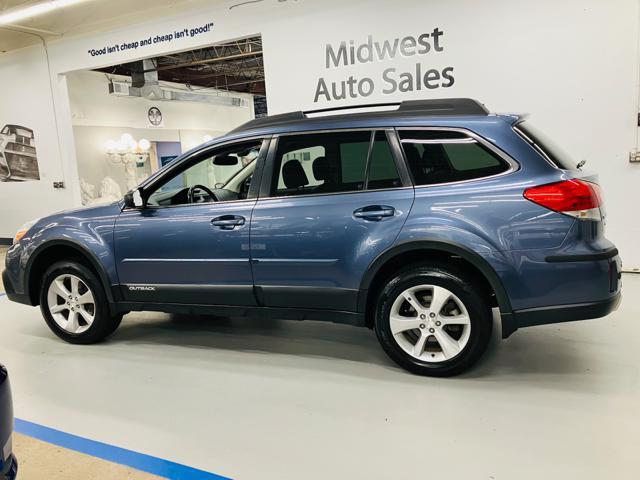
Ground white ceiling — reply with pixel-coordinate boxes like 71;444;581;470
0;0;225;53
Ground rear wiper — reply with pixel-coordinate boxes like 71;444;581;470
576;160;586;169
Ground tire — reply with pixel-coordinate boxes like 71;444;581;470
374;263;492;377
39;261;122;344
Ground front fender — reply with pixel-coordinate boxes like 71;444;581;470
9;203;120;304
24;236;118;304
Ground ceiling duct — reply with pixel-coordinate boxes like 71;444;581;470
119;58;248;107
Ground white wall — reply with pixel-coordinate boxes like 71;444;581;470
0;45;76;237
0;0;638;267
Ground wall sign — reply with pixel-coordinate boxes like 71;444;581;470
148;107;163;127
86;21;215;58
314;27;454;103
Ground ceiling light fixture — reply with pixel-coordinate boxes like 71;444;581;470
0;0;91;26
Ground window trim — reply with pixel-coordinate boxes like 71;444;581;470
257;127;411;201
393;127;520;188
124;136;270;211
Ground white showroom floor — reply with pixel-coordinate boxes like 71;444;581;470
1;275;639;479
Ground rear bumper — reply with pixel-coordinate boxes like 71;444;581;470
1;454;17;480
545;246;618;263
502;291;621;338
2;269;31;306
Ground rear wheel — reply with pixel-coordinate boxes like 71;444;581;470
374;263;492;377
40;261;122;344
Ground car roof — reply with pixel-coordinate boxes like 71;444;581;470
228;98;493;137
139;98;523;190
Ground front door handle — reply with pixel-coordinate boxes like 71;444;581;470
353;205;395;221
211;215;246;230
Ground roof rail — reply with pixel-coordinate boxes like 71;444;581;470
229;98;488;134
304;102;401;115
303;98;488;116
396;98;488;115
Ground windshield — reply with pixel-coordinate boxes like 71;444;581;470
514;122;575;170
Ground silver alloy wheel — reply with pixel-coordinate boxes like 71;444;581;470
389;284;471;363
46;274;96;334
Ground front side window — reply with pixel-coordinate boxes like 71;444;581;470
399;130;509;186
270;130;401;197
147;140;262;206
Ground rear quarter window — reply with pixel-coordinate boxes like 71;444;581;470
398;130;510;186
514;122;575;170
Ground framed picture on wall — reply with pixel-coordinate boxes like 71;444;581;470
0;124;40;182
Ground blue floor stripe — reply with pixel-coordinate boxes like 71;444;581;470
15;419;231;480
0;292;6;297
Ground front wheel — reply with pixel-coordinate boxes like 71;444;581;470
374;264;493;377
39;261;122;344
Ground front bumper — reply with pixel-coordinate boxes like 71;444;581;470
2;269;31;306
1;454;17;480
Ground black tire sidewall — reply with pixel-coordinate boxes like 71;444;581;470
375;265;492;377
39;261;117;344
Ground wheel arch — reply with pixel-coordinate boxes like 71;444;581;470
25;239;116;308
358;240;513;327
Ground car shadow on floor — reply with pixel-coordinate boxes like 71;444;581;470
110;312;396;370
101;310;600;383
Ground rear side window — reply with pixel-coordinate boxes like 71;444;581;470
398;130;509;186
271;131;371;196
270;130;401;197
514;122;574;170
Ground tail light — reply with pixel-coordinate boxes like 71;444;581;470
524;179;603;220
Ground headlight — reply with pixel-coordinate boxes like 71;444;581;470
14;218;39;244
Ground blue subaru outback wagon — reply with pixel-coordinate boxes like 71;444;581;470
3;99;622;376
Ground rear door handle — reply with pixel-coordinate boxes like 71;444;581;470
353;205;395;221
211;215;246;230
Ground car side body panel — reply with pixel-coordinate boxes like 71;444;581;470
4;203;121;305
250;187;415;311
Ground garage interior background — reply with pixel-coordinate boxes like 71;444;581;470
0;0;638;267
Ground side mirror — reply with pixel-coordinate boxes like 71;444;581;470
212;154;239;166
214;182;224;189
124;188;145;208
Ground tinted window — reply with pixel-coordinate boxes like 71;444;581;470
514;122;574;170
399;130;509;185
271;131;371;197
367;131;401;190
